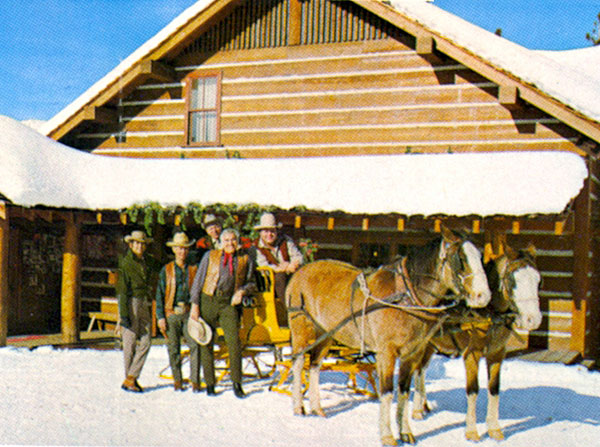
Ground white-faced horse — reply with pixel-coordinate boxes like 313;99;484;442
412;244;542;441
286;227;491;446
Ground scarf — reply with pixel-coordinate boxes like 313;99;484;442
222;252;234;275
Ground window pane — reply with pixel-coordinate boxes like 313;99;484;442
190;79;202;110
204;77;217;109
189;112;204;143
205;112;217;141
189;111;217;143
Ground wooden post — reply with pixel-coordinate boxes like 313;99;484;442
0;205;9;346
289;0;303;45
571;177;591;355
61;214;81;344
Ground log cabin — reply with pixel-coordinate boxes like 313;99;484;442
1;0;599;363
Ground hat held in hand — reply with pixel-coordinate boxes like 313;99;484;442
187;317;212;345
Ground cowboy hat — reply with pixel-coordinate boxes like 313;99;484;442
187;317;212;345
166;232;195;248
124;230;153;244
202;214;222;229
253;212;282;230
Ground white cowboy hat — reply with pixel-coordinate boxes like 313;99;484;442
124;230;153;244
187;317;212;345
202;214;222;229
166;232;195;248
253;212;282;230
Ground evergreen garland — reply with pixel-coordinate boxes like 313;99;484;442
123;202;282;238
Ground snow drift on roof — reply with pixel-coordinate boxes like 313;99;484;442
0;116;587;216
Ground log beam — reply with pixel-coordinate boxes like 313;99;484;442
0;203;9;346
498;85;519;109
83;106;119;125
415;33;434;55
61;214;81;344
137;59;176;83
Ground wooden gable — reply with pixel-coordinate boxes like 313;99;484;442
52;0;595;159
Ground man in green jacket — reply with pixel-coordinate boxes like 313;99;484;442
117;230;160;393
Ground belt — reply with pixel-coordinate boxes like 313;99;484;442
173;303;190;315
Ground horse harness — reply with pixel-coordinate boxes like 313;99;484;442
288;256;460;360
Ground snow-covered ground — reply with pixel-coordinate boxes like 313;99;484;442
1;345;598;446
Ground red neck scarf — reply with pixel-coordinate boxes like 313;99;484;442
222;252;234;275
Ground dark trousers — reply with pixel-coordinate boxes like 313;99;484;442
274;272;290;327
165;312;200;385
200;293;242;386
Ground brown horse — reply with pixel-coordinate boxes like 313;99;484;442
412;244;541;441
286;227;491;446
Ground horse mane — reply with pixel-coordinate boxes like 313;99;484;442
404;236;444;285
484;258;501;294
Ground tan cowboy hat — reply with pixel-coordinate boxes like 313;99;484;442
166;232;195;248
202;214;222;229
124;230;153;244
187;317;212;345
253;212;282;230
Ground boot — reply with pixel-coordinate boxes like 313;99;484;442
206;385;216;396
191;382;202;393
174;380;184;391
134;378;144;393
121;376;143;393
233;383;246;399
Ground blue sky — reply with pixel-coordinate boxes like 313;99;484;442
1;0;598;122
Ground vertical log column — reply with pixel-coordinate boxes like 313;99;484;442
571;175;591;356
0;204;9;346
61;214;81;344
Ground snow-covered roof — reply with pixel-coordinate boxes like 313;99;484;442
1;116;587;216
390;1;600;124
41;0;600;138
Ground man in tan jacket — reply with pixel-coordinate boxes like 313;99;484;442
190;228;256;398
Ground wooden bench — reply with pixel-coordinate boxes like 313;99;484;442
86;297;119;332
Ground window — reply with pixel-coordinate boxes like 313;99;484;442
185;74;220;145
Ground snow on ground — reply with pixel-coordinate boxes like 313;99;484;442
0;346;599;446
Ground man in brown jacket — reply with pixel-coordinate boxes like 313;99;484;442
155;232;201;392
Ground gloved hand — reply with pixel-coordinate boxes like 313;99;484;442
120;316;131;329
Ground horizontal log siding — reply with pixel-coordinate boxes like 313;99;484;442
85;40;580;155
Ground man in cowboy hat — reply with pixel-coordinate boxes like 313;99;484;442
252;213;303;324
190;228;256;398
188;214;223;265
117;230;161;393
155;232;203;392
197;214;223;251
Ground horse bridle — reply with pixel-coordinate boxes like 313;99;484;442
499;256;539;314
440;241;473;298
